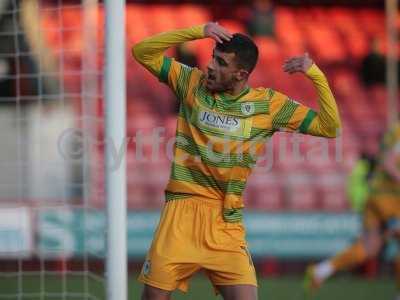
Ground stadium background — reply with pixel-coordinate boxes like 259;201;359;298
0;0;398;299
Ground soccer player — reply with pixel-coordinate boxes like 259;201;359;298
133;22;341;300
305;122;400;299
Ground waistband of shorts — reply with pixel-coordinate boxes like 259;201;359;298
167;195;223;209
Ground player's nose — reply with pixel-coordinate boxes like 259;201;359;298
207;60;215;72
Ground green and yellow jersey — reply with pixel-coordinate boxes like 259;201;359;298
133;24;341;222
371;122;400;196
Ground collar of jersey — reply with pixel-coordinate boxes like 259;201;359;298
217;86;250;102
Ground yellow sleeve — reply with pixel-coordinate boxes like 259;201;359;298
304;64;342;138
132;25;205;100
269;64;341;137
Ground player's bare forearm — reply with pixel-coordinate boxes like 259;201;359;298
283;54;341;138
132;22;232;76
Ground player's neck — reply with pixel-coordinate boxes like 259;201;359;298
222;81;249;98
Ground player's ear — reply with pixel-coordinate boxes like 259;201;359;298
235;69;249;81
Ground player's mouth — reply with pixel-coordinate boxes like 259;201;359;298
206;73;216;85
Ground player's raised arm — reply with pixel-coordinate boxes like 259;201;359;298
282;53;341;138
132;22;232;79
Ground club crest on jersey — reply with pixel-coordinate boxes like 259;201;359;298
241;102;255;115
142;259;151;276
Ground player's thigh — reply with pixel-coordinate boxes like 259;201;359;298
364;194;400;228
360;197;382;257
141;284;172;300
204;216;258;288
363;196;384;230
217;284;258;300
361;228;383;257
204;240;258;292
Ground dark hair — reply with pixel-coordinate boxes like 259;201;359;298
216;33;259;73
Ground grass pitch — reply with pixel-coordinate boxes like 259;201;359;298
0;273;395;299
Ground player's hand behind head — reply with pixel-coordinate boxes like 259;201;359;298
204;22;232;44
283;53;314;74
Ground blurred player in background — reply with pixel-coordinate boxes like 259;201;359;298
133;22;341;300
306;122;400;300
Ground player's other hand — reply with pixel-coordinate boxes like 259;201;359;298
204;22;232;43
283;53;314;74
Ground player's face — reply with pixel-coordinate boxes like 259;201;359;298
205;49;241;93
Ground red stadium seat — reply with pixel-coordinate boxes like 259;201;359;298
218;19;245;34
254;37;283;66
303;23;346;63
148;5;177;32
272;133;306;172
329;8;369;59
369;85;388;120
317;173;348;212
246;173;283;211
126;5;150;42
357;9;385;37
177;4;210;27
285;173;317;211
275;7;306;56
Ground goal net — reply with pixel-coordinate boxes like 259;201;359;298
0;0;105;299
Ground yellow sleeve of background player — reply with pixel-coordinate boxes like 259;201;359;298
269;64;341;138
132;25;205;101
382;122;400;152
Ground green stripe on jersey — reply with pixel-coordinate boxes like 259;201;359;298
196;83;215;108
165;191;191;201
219;86;250;102
215;100;269;116
170;163;246;196
176;64;192;101
175;132;256;168
299;110;317;133
266;88;275;101
251;127;274;138
272;99;299;130
159;57;172;83
196;83;270;116
223;208;243;222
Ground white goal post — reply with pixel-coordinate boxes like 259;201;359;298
104;0;128;300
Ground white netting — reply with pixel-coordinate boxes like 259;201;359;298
0;0;105;299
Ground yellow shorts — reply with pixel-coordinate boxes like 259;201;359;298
138;197;257;293
364;194;400;230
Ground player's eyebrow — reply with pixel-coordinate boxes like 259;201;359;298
213;51;228;66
